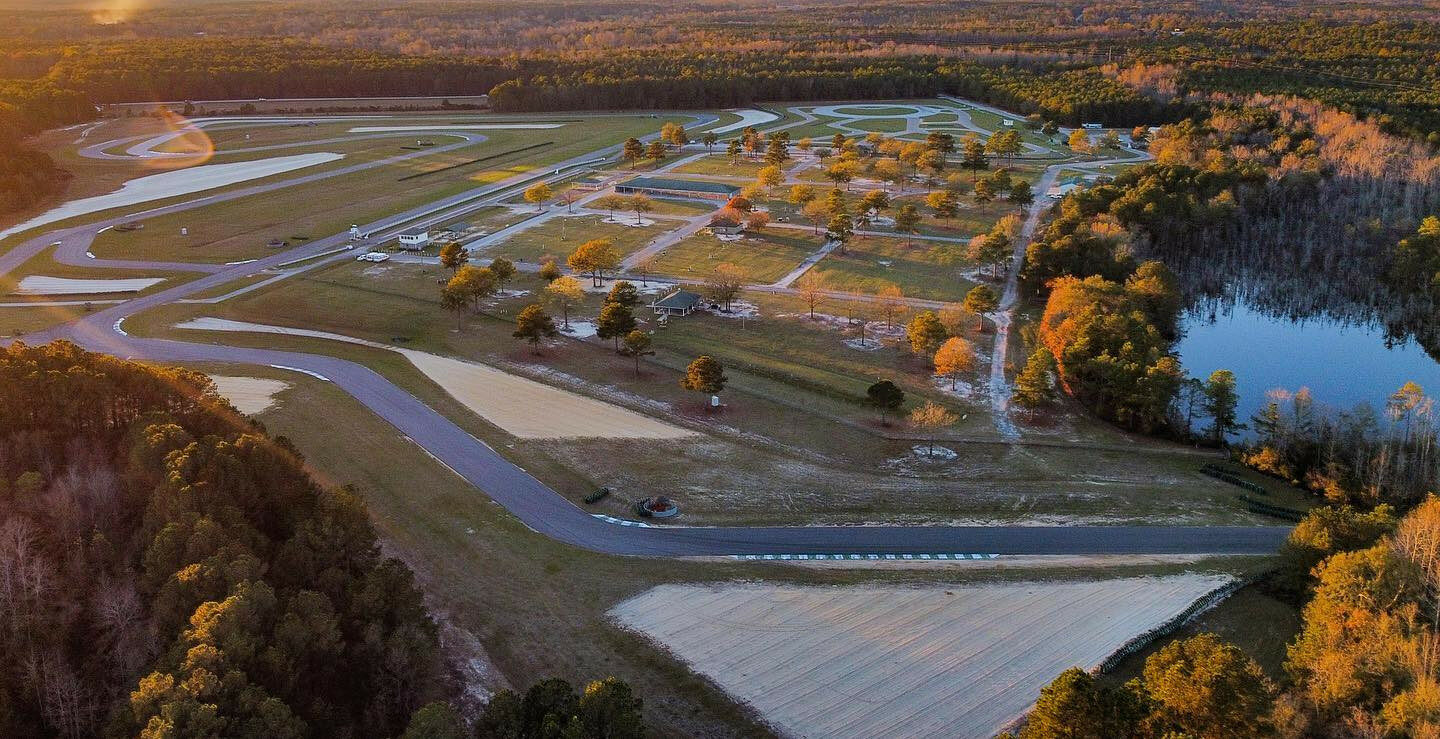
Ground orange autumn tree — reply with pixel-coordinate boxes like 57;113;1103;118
1036;265;1183;433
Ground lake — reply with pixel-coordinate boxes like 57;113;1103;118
1176;301;1440;424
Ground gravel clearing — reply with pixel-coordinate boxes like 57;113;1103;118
611;576;1231;738
207;375;291;415
14;276;165;295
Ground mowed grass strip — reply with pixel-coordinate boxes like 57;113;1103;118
648;229;821;283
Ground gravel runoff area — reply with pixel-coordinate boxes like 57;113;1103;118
207;375;291;415
611;575;1232;738
175;317;696;440
14;276;166;295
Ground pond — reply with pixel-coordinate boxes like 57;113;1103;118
1176;300;1440;425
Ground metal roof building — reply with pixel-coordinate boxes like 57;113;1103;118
616;177;740;201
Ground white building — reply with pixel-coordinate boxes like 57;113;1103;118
398;228;430;249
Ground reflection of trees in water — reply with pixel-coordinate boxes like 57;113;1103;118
1148;95;1440;360
1168;246;1440;361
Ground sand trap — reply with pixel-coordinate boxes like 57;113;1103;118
347;124;564;132
0;152;343;240
14;275;165;295
208;375;290;415
709;109;780;134
612;576;1230;738
175;317;694;440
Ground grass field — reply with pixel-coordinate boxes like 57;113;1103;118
802;234;979;301
486;215;668;263
0;303;105;336
845;118;911;134
669;154;769;178
829;105;921;116
647;229;821;283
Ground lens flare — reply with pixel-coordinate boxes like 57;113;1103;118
145;108;215;170
89;0;150;25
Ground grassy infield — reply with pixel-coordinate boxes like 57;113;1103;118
4;105;1303;734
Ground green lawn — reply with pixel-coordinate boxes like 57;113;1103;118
669;154;769;178
648;229;821;283
803;235;978;302
625;198;718;217
487;215;668;263
829;105;921;117
845;118;910;134
0;304;100;336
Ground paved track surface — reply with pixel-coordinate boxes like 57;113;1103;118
3;111;1291;558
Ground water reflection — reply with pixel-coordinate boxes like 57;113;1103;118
1176;300;1440;425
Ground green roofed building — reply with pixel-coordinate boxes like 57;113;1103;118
650;288;704;316
616;176;740;201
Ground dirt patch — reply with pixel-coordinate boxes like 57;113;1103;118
207;375;291;415
611;576;1231;738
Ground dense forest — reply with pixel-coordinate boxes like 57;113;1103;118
0;341;448;736
4;0;1439;219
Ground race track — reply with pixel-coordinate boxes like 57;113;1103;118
2;111;1292;558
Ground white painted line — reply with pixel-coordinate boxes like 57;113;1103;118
225;258;258;266
86;251;96;259
591;514;653;528
96;225;112;234
112;318;127;336
268;364;329;381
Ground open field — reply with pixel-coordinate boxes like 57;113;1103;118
669;154;771;178
486;214;669;263
0;304;108;336
648;229;822;283
612;576;1232;738
803;235;979;301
